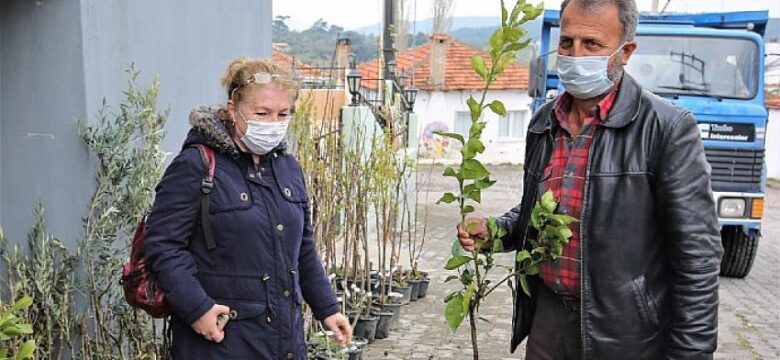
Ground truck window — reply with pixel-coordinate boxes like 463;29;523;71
625;35;759;99
544;30;759;100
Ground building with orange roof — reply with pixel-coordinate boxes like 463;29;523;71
765;90;780;178
358;34;532;163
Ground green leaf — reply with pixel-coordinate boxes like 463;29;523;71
470;190;482;203
15;340;35;360
452;239;467;257
467;96;481;122
506;38;532;52
516;250;531;263
509;2;524;24
467;138;486;154
437;192;458;204
469;121;487;139
442;167;458;178
541;190;556;212
462;159;490;180
489;100;507;117
1;348;8;358
10;297;32;312
444;275;460;283
530;205;543;230
519;274;531;296
433;130;465;144
445;294;466;330
445;255;472;270
525;263;540;276
475;178;496;189
461;205;475;215
462;283;476;313
489;28;505;56
16;324;32;335
503;28;523;43
501;0;508;25
470;55;489;81
492;238;504;252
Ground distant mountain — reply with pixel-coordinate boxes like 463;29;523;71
353;16;504;35
352;15;543;49
767;18;780;42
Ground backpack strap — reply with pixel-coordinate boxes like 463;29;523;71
192;144;217;250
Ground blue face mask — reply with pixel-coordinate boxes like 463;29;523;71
556;44;625;99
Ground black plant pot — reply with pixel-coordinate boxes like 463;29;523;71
417;278;431;298
372;310;394;339
394;286;411;305
408;279;421;301
381;302;403;330
353;314;379;343
347;346;363;360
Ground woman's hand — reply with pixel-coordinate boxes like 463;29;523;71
191;304;232;343
322;313;352;345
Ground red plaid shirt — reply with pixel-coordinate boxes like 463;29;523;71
539;85;619;296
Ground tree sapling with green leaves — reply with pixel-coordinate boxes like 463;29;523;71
432;2;576;359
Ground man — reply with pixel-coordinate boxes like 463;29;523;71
457;0;723;359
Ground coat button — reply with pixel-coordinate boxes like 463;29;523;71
283;290;291;297
239;193;249;202
277;224;284;232
286;353;294;359
283;188;292;197
249;173;255;178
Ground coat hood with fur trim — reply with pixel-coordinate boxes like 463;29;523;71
184;104;288;157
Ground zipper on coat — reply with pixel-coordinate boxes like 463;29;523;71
579;125;602;360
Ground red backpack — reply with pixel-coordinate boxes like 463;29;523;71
121;144;217;318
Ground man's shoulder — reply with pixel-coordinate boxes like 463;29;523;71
637;87;692;126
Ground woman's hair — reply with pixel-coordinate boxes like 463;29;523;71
220;57;299;103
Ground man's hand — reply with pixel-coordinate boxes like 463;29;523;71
457;217;491;252
322;313;352;345
191;304;231;343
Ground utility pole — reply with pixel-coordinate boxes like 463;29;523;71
651;0;660;15
382;0;396;80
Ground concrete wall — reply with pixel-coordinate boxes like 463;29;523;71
0;0;272;247
415;89;533;163
0;0;90;246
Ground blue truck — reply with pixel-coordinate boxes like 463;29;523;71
529;9;769;278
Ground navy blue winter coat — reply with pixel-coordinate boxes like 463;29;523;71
144;105;339;360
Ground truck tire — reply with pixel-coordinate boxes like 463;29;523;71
719;226;759;278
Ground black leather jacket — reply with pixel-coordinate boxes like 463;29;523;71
499;74;723;359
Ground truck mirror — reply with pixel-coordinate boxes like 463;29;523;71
528;56;545;98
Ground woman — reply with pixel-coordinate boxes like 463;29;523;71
144;57;351;359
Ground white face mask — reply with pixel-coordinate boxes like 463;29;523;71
556;44;625;99
238;111;289;155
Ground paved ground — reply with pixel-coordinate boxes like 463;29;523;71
363;164;780;360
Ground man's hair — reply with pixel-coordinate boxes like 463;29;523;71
560;0;638;41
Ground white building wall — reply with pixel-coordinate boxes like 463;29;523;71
415;89;533;164
766;109;780;179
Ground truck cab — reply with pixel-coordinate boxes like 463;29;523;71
529;10;769;278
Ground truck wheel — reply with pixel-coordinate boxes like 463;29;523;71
719;226;759;278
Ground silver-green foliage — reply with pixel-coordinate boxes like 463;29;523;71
77;66;169;359
1;65;170;359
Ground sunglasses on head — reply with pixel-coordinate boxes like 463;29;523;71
231;72;297;99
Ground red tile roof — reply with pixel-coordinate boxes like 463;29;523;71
357;34;529;91
271;48;325;79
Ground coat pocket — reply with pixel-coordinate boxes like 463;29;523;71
630;275;660;328
215;299;268;321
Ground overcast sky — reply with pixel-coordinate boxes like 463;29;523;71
274;0;780;31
